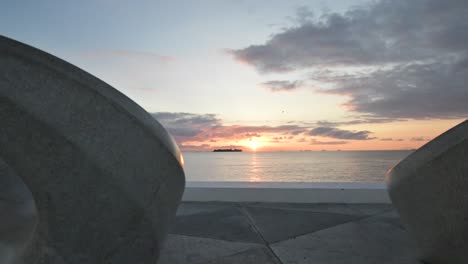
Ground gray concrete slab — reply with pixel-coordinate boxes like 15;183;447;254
176;202;232;217
171;207;263;243
271;213;420;264
203;247;281;264
345;203;394;216
158;235;260;264
368;209;406;230
245;202;392;216
244;206;361;243
164;202;422;263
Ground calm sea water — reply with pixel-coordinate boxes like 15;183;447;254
182;151;412;182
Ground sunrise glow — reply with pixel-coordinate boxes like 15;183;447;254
247;140;260;151
5;1;465;152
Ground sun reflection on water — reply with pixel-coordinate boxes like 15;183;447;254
247;152;262;182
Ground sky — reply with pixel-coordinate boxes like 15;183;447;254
1;0;467;151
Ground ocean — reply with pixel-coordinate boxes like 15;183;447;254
182;150;412;182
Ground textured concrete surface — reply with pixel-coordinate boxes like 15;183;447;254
244;206;361;243
387;120;468;264
0;35;185;263
160;202;422;264
0;158;37;264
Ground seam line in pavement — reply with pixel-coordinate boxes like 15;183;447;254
237;203;284;264
166;232;262;246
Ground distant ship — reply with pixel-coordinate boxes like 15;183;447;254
213;148;242;152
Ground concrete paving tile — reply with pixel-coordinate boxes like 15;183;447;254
158;234;261;264
345;203;395;216
378;209;400;218
271;246;420;264
202;246;281;264
176;202;230;217
244;202;392;216
171;207;263;243
244;206;361;243
271;213;420;264
366;209;406;230
244;202;353;214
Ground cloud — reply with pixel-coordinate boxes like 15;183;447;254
315;117;404;127
309;126;374;140
152;112;312;149
320;60;468;119
261;80;303;92
380;138;404;142
309;139;349;145
151;112;221;137
230;0;468;120
231;0;468;72
152;112;386;151
410;136;429;142
151;112;379;150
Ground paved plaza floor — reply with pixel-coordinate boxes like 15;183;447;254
159;201;422;264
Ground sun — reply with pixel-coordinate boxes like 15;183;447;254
247;140;260;151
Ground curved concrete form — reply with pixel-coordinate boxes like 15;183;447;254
0;35;185;263
0;158;37;264
386;120;468;264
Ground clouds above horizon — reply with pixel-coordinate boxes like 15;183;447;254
380;138;404;142
230;0;468;120
151;112;390;150
310;139;349;145
318;60;468;119
410;136;430;142
309;126;374;140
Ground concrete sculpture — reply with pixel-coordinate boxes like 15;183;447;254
0;35;185;263
387;120;468;264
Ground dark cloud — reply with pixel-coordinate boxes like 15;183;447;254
320;60;468;119
309;126;374;140
230;0;468;120
315;117;404;127
291;129;307;135
261;80;303;92
152;112;220;137
231;0;468;72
